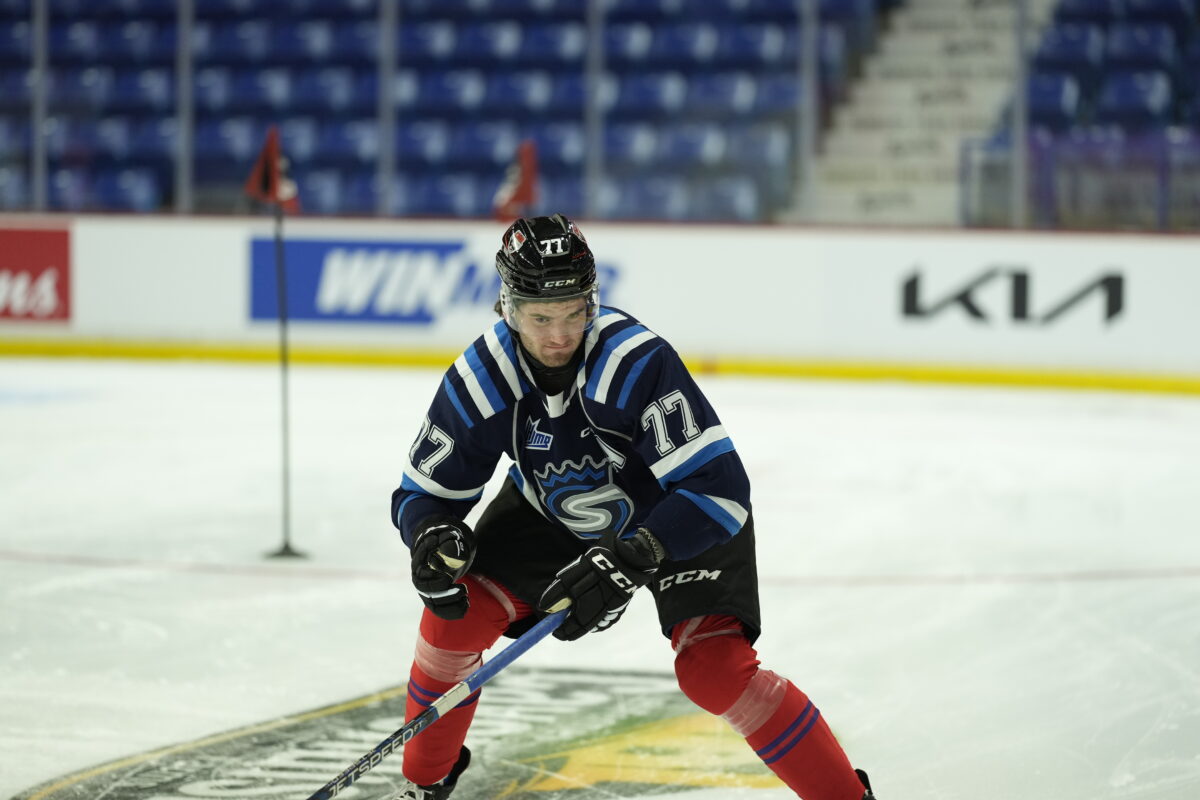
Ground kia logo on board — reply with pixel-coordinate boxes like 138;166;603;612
902;267;1124;325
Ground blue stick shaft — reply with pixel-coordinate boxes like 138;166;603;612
306;610;565;800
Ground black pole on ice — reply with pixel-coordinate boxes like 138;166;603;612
267;201;305;560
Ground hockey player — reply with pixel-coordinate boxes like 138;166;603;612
391;214;876;800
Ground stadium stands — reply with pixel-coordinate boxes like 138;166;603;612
0;0;891;219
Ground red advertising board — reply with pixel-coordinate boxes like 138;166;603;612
0;228;71;321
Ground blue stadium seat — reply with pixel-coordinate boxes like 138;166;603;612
205;21;272;64
606;174;690;221
412;172;488;217
523;121;584;171
1124;0;1196;43
725;122;790;169
605;0;684;22
454;21;524;65
194;116;267;164
538;175;585;217
515;22;586;67
447;121;521;167
1055;0;1125;26
318;118;379;166
685;72;758;117
0;115;28;160
93;167;162;211
0;164;28;210
341;169;378;214
50;21;102;63
195;68;233;114
647;23;720;67
1095;70;1174;128
131;117;177;161
396;120;451;166
49;67;115;113
105;21;177;64
1027;72;1083;131
293;67;374;114
0;69;29;110
605;22;654;68
487;0;587;16
293;168;343;214
689;175;763;222
1104;23;1178;73
411;70;486;115
271;20;335;64
604;122;659;170
330;20;379;64
303;0;375;18
403;0;495;16
278;117;320;163
229;68;293;113
546;72;592;115
713;23;789;68
752;71;805;117
0;21;30;65
110;68;173;114
1032;24;1105;93
49;166;92;211
611;72;687;117
397;20;457;65
481;71;555;115
656;122;726;168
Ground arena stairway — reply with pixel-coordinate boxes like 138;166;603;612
791;0;1057;225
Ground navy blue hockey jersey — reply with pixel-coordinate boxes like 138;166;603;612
391;307;751;561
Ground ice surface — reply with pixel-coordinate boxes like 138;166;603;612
2;358;1199;799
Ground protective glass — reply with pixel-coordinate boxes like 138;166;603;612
500;283;599;337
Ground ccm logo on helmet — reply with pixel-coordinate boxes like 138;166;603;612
658;569;722;591
542;278;578;289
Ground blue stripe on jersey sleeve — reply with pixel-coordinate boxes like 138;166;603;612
465;341;507;414
657;438;737;488
616;344;663;410
675;488;744;536
586;322;650;400
495;323;532;394
443;374;475;429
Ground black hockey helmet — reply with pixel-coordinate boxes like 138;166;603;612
496;213;599;334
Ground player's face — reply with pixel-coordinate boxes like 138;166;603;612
513;297;588;367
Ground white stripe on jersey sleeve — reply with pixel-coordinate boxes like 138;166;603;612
648;424;730;481
585;310;627;352
402;457;486;501
453;351;496;419
593;329;658;404
703;493;749;529
484;326;524;400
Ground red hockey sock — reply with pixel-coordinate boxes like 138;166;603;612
745;681;864;800
402;575;529;786
673;615;863;800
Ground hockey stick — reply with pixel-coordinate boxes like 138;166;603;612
305;607;568;800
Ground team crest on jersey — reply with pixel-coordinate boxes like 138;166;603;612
525;418;553;450
534;455;632;536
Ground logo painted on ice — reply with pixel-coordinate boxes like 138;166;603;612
249;238;500;324
535;454;633;536
524;418;553;451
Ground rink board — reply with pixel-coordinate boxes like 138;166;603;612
1;215;1198;391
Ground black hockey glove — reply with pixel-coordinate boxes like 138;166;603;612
538;528;666;642
410;515;477;621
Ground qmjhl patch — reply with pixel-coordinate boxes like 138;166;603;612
10;668;786;800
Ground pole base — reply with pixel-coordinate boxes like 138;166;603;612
266;542;308;559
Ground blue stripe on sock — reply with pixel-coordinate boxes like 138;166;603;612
753;710;820;767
